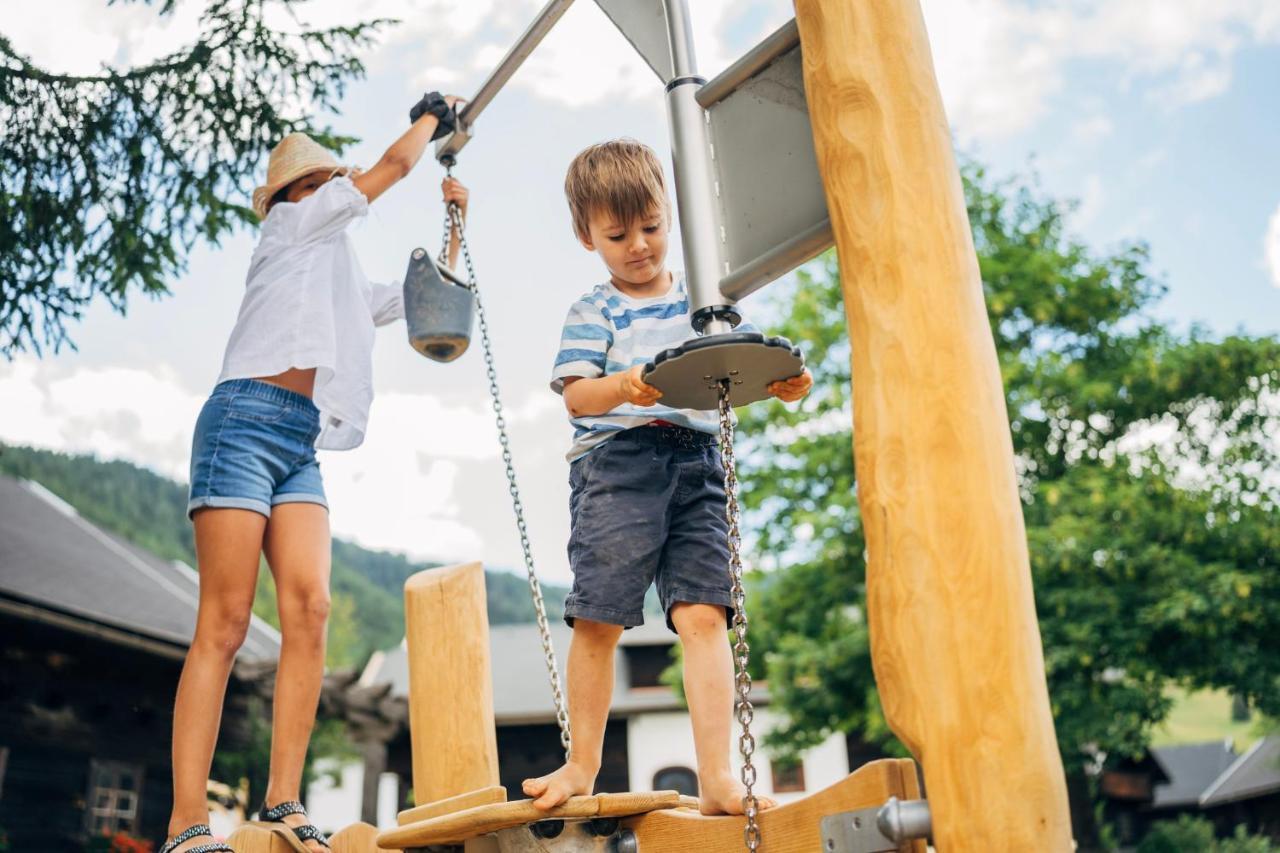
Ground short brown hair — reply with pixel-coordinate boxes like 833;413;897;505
564;139;668;240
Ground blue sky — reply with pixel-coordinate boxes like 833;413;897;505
2;0;1278;582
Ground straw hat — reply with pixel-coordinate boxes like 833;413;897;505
251;132;352;220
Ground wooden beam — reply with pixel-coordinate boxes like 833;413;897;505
404;563;501;806
790;0;1073;848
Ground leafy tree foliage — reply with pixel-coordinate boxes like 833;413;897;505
0;0;389;354
738;165;1280;782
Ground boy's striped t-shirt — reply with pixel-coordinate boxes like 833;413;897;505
550;274;755;461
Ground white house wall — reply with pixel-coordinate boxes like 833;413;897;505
626;708;849;804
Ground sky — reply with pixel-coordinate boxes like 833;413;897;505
2;0;1279;585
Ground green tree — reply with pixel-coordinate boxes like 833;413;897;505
738;165;1280;841
0;0;389;354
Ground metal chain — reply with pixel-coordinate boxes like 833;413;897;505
440;166;573;758
717;382;761;853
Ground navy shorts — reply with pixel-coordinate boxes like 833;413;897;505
565;425;733;632
187;379;327;519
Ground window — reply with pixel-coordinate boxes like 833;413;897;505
624;645;674;689
652;766;698;797
771;761;806;794
84;760;144;835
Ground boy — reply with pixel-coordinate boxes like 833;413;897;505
523;139;812;815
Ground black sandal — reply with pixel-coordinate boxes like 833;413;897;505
256;800;331;851
159;824;233;853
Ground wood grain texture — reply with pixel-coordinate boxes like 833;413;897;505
329;822;397;853
228;823;392;853
226;825;297;853
377;791;684;848
791;1;1073;849
622;759;924;853
398;785;508;825
403;563;501;807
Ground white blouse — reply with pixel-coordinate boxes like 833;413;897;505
217;176;403;450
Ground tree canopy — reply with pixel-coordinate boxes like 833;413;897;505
740;165;1280;778
0;0;388;355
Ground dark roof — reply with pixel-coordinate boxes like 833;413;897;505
0;476;279;663
1201;736;1280;807
1149;740;1238;808
362;621;769;725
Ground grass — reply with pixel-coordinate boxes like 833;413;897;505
1151;688;1265;749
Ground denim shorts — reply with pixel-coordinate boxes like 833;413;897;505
187;379;327;519
565;425;732;632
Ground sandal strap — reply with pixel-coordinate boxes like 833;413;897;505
161;825;213;853
291;824;330;847
260;800;307;821
187;844;234;853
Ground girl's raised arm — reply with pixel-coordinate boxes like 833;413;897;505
352;94;462;205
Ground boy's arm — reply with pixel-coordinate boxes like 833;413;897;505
562;367;662;418
352;95;463;206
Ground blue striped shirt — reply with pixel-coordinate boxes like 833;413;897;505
550;274;756;461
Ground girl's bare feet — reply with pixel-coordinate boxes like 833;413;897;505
522;761;599;810
698;771;778;816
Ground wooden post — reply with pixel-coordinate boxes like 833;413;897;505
791;1;1073;849
404;562;501;805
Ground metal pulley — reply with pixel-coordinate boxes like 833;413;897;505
403;247;475;362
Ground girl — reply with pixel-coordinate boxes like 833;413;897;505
162;93;467;853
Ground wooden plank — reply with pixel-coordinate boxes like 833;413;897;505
226;825;290;853
623;759;924;853
377;791;684;848
791;1;1074;849
398;785;508;825
330;822;397;853
404;563;501;806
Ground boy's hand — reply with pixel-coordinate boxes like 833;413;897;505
768;368;813;403
442;177;469;217
619;365;662;407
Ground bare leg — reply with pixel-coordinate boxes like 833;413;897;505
262;502;332;852
671;603;776;816
522;618;623;810
168;508;267;851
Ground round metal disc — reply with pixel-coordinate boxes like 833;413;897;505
642;332;805;409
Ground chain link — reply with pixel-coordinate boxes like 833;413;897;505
440;166;573;759
717;382;761;853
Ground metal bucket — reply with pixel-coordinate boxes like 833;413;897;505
403;248;475;362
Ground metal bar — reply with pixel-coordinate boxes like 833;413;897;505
435;0;578;162
719;218;833;302
662;0;733;334
696;19;800;109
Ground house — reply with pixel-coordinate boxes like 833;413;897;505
1101;737;1280;844
307;619;854;828
0;476;281;849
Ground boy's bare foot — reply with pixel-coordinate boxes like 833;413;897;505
522;761;598;810
698;772;778;816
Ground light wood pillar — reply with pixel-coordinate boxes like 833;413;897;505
404;562;501;805
791;1;1073;849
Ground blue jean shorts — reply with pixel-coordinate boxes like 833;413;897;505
565;425;733;632
187;379;327;519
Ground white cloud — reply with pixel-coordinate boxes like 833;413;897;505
1071;115;1114;145
920;0;1280;140
1265;205;1280;289
0;358;202;480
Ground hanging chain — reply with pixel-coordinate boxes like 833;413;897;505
440;165;573;759
717;382;761;853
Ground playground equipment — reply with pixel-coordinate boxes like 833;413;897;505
232;0;1077;848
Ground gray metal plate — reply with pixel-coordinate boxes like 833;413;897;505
643;333;804;410
593;0;673;82
701;20;832;301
